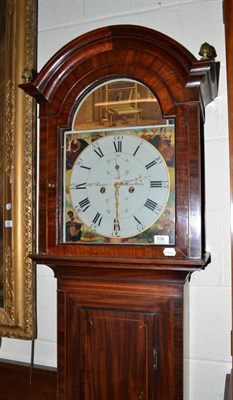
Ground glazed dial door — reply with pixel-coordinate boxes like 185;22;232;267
69;134;170;239
62;78;175;245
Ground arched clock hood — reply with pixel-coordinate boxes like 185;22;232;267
20;24;219;262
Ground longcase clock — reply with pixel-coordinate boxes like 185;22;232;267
20;25;219;400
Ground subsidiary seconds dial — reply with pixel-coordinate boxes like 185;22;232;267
69;134;170;239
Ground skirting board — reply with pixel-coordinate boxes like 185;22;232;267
0;359;57;400
0;359;230;400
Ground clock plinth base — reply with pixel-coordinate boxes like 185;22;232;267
32;254;209;400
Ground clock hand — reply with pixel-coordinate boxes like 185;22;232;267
115;159;121;179
120;175;145;185
114;181;121;234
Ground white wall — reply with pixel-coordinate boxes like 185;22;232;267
0;1;231;399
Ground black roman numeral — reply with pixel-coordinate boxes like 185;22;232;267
76;158;91;170
75;182;86;189
133;215;145;232
150;181;162;188
146;156;162;169
134;215;142;225
92;212;103;226
94;146;104;158
145;160;157;169
133;145;140;156
150;180;169;188
79;197;90;212
144;198;157;211
113;140;122;152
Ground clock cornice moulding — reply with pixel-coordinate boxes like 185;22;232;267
20;25;219;120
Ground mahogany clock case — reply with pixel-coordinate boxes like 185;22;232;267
20;24;219;265
19;25;219;400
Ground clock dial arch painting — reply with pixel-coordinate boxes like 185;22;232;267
63;79;175;246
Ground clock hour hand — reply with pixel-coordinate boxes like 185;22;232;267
115;159;121;179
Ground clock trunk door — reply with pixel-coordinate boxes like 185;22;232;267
69;307;158;400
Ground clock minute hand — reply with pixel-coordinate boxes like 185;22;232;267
114;181;121;234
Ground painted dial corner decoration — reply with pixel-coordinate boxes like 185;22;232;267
62;79;175;245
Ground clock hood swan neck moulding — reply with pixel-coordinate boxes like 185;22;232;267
20;24;219;267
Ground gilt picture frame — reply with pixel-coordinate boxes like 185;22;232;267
0;0;37;338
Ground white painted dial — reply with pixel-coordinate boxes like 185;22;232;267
69;134;170;238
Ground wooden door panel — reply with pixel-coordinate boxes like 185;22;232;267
79;309;157;400
80;309;156;400
63;281;183;400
